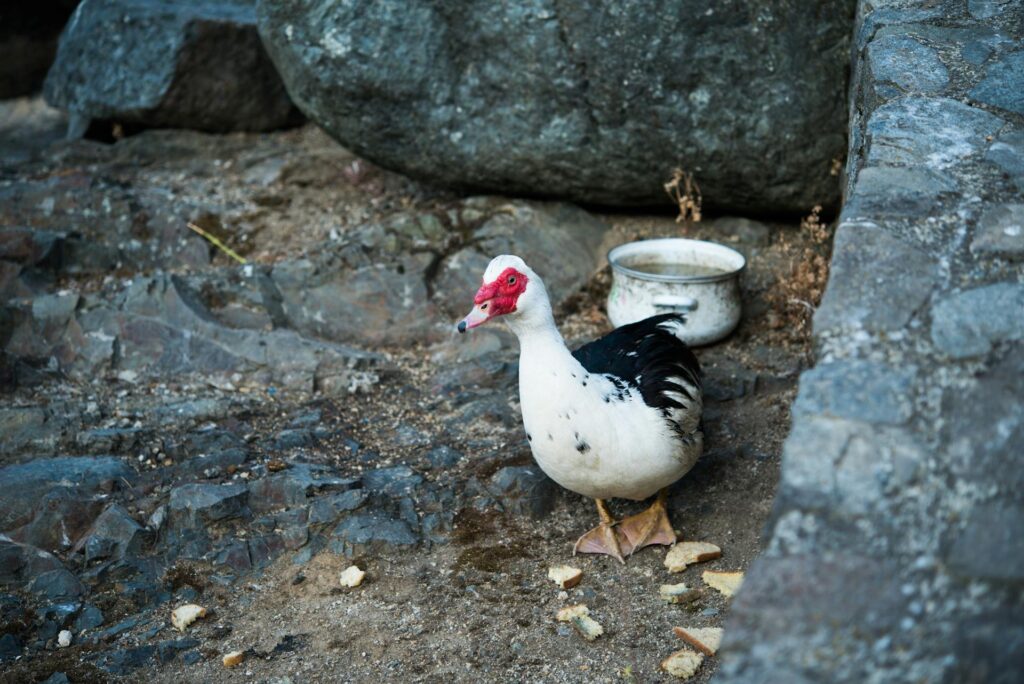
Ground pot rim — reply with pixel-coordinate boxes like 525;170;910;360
607;238;746;284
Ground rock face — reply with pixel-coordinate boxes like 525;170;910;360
268;197;609;347
79;504;149;563
256;0;852;212
0;457;136;533
931;283;1024;359
1;196;604;392
168;483;250;528
717;2;1024;683
0;536;66;589
1;106;611;395
44;0;300;132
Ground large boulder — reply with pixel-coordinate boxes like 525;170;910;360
44;0;301;132
256;0;852;212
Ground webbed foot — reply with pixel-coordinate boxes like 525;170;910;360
617;488;677;556
572;498;629;564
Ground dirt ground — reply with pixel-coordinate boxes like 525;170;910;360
142;217;810;684
1;102;826;683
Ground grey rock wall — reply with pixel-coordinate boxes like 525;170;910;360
718;1;1024;682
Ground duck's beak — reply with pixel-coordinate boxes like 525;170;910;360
457;302;490;333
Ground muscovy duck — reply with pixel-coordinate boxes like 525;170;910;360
457;255;703;563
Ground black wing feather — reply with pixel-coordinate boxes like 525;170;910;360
571;314;702;417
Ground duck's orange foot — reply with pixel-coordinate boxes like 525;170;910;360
618;489;677;556
573;522;629;564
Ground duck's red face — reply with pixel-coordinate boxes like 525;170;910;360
458;267;528;332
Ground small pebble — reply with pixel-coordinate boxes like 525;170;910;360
57;630;72;648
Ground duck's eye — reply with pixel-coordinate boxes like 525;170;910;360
481;303;488;310
508;276;516;285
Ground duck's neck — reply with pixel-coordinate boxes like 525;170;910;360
504;288;566;354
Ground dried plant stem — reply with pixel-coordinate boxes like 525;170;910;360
664;168;703;224
187;222;247;265
767;204;833;338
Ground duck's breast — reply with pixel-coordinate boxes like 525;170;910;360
521;365;700;501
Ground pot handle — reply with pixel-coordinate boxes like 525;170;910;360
653;296;698;315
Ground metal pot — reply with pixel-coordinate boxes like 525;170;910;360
607;238;745;346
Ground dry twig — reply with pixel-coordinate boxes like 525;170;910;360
664;168;702;224
766;205;833;337
187;221;248;264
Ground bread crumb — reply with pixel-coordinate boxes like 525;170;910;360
547;565;583;589
661;648;704;679
171;604;207;632
673;626;724;655
556;604;604;641
556;604;589;620
659;583;700;604
702;570;743;598
664;541;722;573
222;650;245;668
339;565;366;588
57;630;72;648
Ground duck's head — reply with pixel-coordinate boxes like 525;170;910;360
457;254;549;333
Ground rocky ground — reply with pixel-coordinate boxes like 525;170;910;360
1;98;828;683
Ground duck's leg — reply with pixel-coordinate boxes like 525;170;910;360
617;488;677;556
573;498;628;564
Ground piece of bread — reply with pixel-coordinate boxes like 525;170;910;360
702;570;743;597
547;565;583;589
222;650;245;668
673;626;723;655
339;565;366;587
171;604;207;632
659;583;700;604
556;604;604;641
664;541;722;573
661;648;704;679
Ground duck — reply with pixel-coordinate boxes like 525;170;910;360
457;254;703;563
